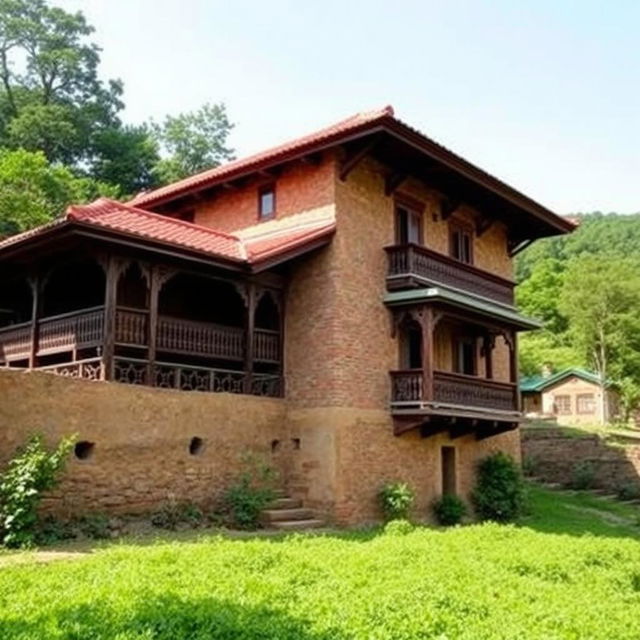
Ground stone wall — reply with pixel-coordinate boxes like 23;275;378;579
521;427;640;492
0;369;287;517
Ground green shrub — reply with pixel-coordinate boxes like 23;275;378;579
377;482;415;521
151;500;203;530
617;484;640;501
34;515;76;546
432;494;467;526
222;455;277;530
0;434;75;548
521;455;538;477
78;513;111;539
569;461;596;490
471;452;526;523
383;518;414;536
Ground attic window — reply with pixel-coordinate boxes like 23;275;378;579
259;184;276;219
449;222;473;265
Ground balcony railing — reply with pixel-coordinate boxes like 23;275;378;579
385;244;515;306
1;307;281;365
390;368;518;413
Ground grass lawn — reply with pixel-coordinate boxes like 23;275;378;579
1;485;640;639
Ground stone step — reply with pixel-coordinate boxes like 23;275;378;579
267;498;302;510
261;508;314;523
271;519;325;531
271;489;288;499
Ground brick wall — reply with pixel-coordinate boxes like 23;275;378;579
522;427;640;492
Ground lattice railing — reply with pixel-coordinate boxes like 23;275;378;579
433;370;518;412
38;307;104;355
386;244;515;305
254;329;279;363
390;369;423;402
115;308;147;346
39;357;104;381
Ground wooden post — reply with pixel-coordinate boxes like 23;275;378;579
27;274;40;369
420;306;434;402
507;330;521;411
243;283;256;395
148;264;160;384
484;333;494;380
103;255;119;381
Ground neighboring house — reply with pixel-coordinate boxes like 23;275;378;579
521;368;619;426
0;106;573;524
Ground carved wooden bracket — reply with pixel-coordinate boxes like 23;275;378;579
339;137;380;181
440;196;461;221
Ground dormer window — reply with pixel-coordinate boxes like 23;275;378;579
449;222;473;264
259;184;276;219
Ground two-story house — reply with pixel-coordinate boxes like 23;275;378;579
0;106;573;524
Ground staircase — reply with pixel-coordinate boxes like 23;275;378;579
261;490;325;531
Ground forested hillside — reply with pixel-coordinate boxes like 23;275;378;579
516;212;640;418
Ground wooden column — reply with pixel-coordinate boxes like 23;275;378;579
27;274;40;369
420;306;434;401
102;255;119;381
483;332;495;380
507;330;521;411
147;264;161;384
243;283;256;395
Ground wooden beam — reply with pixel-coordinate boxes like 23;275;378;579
384;171;408;196
440;196;461;221
27;274;40;369
102;255;119;381
420;306;434;402
475;216;495;237
147;264;161;381
299;152;323;166
339;138;379;181
508;238;533;257
243;282;256;395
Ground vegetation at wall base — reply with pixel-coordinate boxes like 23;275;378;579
1;483;640;639
472;452;527;522
377;481;415;521
0;434;74;548
432;494;467;526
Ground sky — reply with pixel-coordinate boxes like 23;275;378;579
56;0;639;214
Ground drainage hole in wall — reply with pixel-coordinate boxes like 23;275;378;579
292;438;301;450
271;439;281;453
75;441;95;461
189;437;205;456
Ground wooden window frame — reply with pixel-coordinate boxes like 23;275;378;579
554;394;571;415
394;194;425;246
449;220;474;265
577;393;596;415
452;333;477;376
258;183;276;220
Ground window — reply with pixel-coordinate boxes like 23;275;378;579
400;321;422;369
554;395;571;415
395;205;422;245
453;336;477;376
441;446;457;495
259;184;276;219
449;223;473;264
577;393;596;414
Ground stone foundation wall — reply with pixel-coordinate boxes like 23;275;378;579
521;427;640;492
0;369;287;517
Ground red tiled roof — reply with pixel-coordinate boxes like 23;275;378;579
130;106;395;208
0;197;336;268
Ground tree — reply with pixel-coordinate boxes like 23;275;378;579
153;102;234;183
559;255;640;421
0;147;116;236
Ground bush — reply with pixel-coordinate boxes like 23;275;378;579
221;455;277;530
78;513;111;539
617;483;640;501
34;515;76;546
432;494;467;526
0;434;75;548
151;500;203;530
383;519;414;536
471;452;526;523
569;461;596;490
377;482;415;521
521;455;538;477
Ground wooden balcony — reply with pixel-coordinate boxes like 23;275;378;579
385;244;515;306
390;368;519;414
0;307;280;365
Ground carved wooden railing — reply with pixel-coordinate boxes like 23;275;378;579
157;316;245;360
113;357;282;398
39;357;104;381
254;328;279;363
433;370;518;412
38;306;105;355
385;244;515;305
390;368;518;412
0;321;32;362
115;307;147;346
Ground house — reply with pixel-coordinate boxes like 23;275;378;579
521;368;619;426
0;106;573;524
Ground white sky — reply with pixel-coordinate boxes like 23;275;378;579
56;0;639;214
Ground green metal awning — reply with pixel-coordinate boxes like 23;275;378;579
384;285;542;331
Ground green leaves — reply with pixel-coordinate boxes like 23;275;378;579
377;482;415;521
0;433;75;548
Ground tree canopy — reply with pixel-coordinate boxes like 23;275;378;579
0;0;234;234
